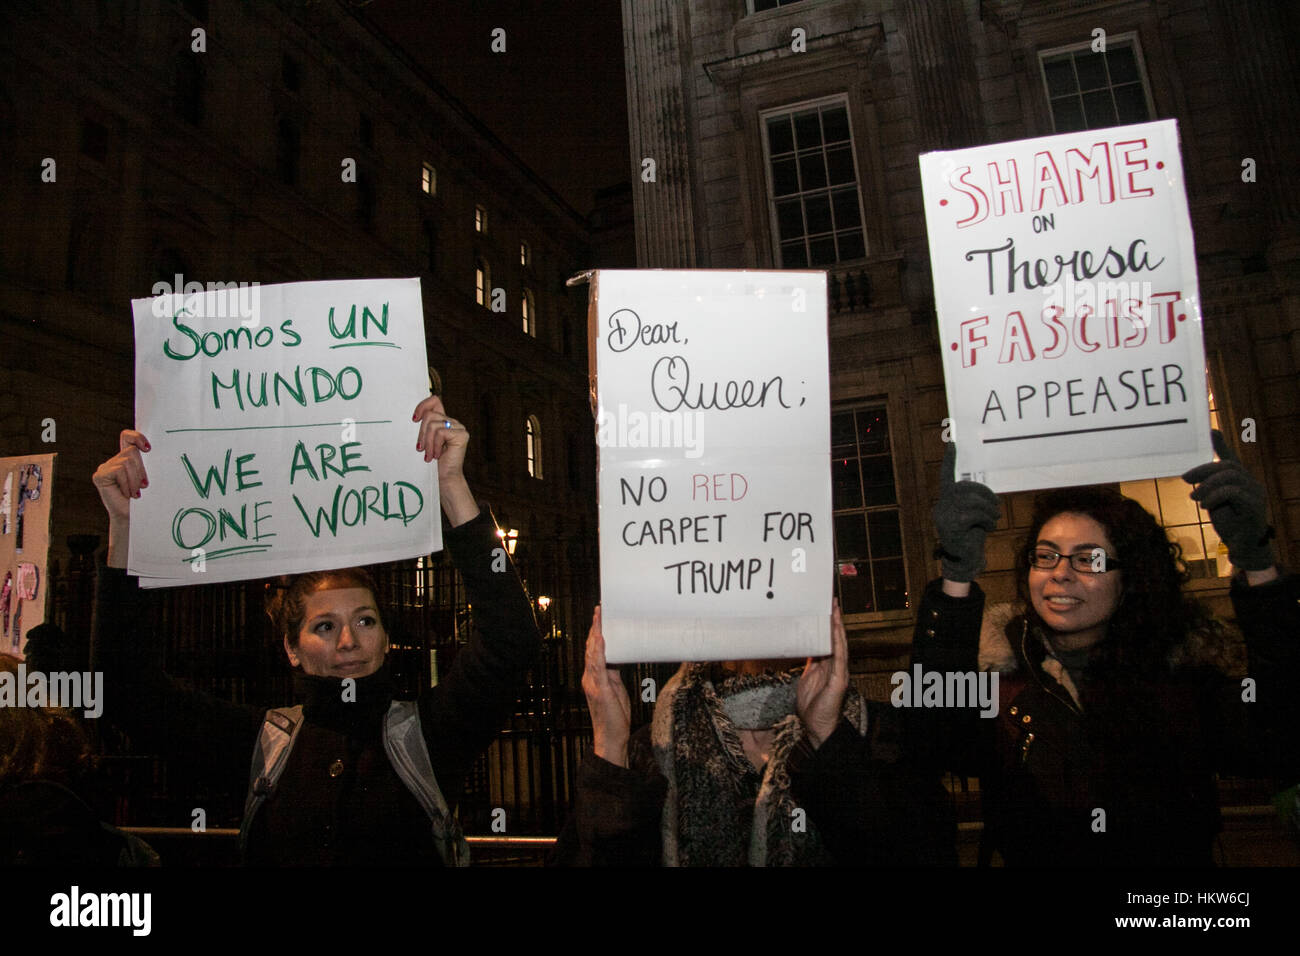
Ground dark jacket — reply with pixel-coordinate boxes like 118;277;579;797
906;574;1300;866
550;702;954;867
92;507;539;865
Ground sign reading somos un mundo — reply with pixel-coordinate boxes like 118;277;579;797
919;120;1213;493
588;270;833;664
128;278;439;587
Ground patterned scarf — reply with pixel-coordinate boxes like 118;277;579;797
651;663;868;866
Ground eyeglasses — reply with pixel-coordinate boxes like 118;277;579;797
1027;548;1121;574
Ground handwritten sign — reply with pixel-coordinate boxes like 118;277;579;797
0;453;54;657
128;278;438;587
589;270;832;664
920;120;1213;492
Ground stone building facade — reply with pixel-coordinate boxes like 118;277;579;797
622;0;1300;684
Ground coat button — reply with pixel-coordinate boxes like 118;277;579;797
329;759;344;777
924;628;935;637
1021;715;1032;724
1008;706;1018;716
930;609;939;620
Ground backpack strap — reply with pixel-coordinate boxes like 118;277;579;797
239;705;305;858
383;700;470;866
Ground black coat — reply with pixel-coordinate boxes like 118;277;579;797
906;574;1300;866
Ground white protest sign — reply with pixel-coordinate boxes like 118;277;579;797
591;270;832;664
920;120;1213;492
128;278;438;587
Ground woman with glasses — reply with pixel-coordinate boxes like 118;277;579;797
906;431;1298;865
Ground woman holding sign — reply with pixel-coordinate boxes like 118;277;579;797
906;433;1299;865
90;397;540;865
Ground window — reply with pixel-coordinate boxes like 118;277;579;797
519;241;530;266
762;98;866;268
525;416;542;479
521;288;536;336
475;258;490;307
832;404;908;614
421;162;436;195
1040;38;1153;133
475;205;487;233
1119;377;1226;579
750;0;805;11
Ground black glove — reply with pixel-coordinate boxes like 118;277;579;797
932;443;1001;583
1180;430;1274;572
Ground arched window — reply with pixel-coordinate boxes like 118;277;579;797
521;288;536;336
475;257;490;307
525;415;542;479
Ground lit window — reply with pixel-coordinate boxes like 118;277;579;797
421;162;436;195
525;415;542;479
832;404;907;614
1040;37;1153;133
521;288;536;336
520;241;530;266
1120;376;1227;578
762;98;867;268
475;205;487;233
475;258;490;307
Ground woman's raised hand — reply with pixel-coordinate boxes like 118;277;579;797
797;600;849;749
92;430;150;567
582;607;632;768
933;442;1000;586
1182;430;1276;578
412;395;477;527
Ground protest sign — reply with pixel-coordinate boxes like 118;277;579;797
128;278;438;587
589;270;832;664
0;453;54;657
920;120;1213;492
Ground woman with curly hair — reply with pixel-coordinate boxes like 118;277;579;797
908;431;1299;865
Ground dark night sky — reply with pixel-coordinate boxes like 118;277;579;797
362;1;629;216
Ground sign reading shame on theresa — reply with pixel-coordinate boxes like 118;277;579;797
129;278;438;587
920;120;1213;493
589;270;832;664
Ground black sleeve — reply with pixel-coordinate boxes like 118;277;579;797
89;560;263;791
1214;572;1300;779
549;726;665;866
905;578;986;776
788;709;956;866
418;507;542;806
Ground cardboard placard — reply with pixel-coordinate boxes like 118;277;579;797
0;453;54;658
589;270;833;664
920;120;1213;492
128;278;438;587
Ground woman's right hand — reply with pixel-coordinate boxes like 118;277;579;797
932;442;1000;588
92;430;150;566
581;606;632;768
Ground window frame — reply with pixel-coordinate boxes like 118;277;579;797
475;257;490;308
475;204;488;234
830;400;911;620
1037;33;1156;133
525;415;543;479
421;162;436;196
759;94;870;269
521;288;536;336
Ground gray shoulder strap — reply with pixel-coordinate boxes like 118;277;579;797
239;705;305;857
383;700;470;866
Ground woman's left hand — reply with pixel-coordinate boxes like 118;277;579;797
1182;430;1275;574
797;600;849;749
412;395;477;526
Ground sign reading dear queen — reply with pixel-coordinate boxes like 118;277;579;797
129;278;438;587
590;270;832;664
920;120;1213;492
